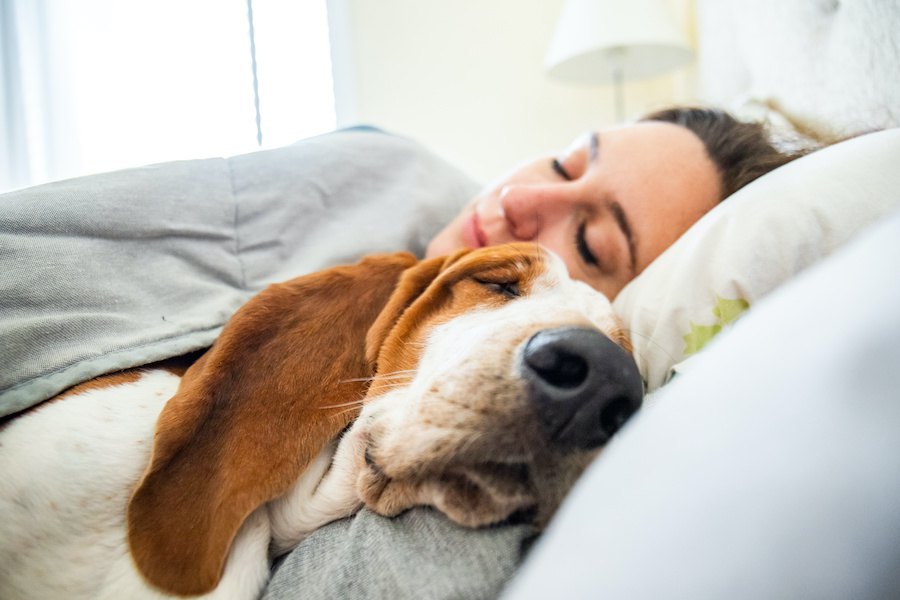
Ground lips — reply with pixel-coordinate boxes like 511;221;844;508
463;210;489;248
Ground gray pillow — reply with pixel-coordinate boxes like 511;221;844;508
0;128;479;416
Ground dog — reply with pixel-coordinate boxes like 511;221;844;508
0;243;643;599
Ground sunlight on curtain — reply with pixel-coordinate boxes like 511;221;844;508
1;0;336;192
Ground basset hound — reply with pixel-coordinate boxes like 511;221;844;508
0;243;643;600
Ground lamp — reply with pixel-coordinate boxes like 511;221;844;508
545;0;693;122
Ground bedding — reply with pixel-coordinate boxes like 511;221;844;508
697;0;900;141
613;127;900;391
3;128;898;599
2;0;899;597
266;508;531;600
0;128;478;417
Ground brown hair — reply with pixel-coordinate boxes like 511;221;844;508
641;107;806;200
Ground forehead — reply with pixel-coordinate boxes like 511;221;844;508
562;120;706;161
599;122;714;188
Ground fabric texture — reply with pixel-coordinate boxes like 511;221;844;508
504;211;900;600
0;128;479;416
697;0;900;140
265;509;534;600
613;127;900;391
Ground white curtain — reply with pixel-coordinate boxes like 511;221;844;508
1;0;336;193
1;0;75;192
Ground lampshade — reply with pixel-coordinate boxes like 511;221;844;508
545;0;693;84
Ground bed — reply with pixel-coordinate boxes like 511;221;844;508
2;0;899;598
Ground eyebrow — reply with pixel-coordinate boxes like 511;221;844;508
610;201;637;274
590;133;637;273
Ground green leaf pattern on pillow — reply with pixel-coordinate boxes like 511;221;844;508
683;296;750;355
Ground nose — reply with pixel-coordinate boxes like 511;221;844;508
521;326;643;450
500;184;577;241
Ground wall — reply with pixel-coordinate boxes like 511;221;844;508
330;0;697;182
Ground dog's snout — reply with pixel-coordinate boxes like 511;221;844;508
522;326;643;450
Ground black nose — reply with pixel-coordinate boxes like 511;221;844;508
522;326;643;450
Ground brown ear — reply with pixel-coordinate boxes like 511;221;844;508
128;252;418;596
365;249;470;367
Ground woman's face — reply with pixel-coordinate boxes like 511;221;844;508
426;121;721;299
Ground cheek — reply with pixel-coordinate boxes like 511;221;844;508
583;277;624;301
525;231;626;299
427;208;470;258
527;235;569;268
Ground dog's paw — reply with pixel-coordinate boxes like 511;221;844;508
355;446;404;516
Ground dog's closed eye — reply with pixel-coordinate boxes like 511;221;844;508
474;278;521;298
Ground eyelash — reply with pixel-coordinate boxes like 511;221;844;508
551;158;571;180
575;222;599;267
475;279;521;298
553;158;598;269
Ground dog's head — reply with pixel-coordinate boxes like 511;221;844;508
127;243;641;595
356;243;642;527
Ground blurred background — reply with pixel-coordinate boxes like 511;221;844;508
1;0;696;192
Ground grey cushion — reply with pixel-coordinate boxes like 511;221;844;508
265;508;533;600
0;128;479;416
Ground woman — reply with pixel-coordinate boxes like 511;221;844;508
264;107;802;600
429;107;797;298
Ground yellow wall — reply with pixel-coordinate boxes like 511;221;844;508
338;0;697;181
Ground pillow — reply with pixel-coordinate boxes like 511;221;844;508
612;127;900;392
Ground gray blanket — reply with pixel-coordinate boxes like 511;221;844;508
0;128;479;416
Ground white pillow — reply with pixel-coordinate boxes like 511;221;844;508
613;128;900;391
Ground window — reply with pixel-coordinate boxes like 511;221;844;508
1;0;336;192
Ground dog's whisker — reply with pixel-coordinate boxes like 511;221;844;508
339;372;416;385
331;406;365;419
368;370;418;380
317;399;366;409
369;382;413;392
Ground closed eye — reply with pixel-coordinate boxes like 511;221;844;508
475;279;521;298
551;158;572;181
575;222;599;267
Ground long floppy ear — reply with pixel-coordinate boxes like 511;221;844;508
365;248;470;367
128;252;418;596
